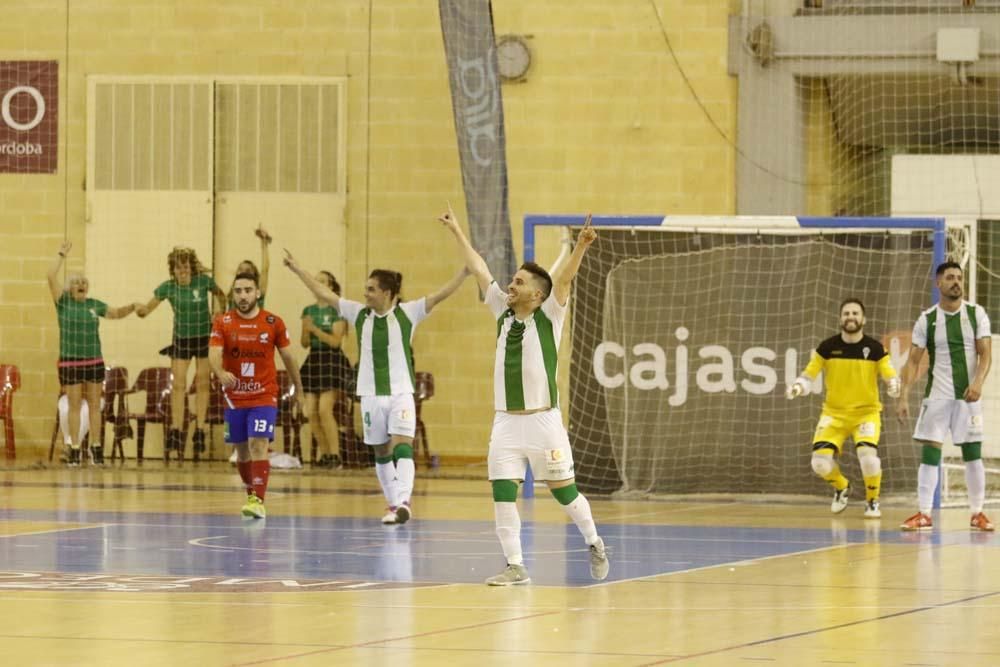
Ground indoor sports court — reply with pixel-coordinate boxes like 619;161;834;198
3;2;1000;665
2;467;998;665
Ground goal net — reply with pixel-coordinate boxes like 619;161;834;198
529;215;950;499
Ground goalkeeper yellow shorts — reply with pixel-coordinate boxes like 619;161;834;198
811;410;882;452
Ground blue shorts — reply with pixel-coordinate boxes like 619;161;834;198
224;406;278;444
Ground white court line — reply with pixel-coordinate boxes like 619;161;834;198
578;542;855;589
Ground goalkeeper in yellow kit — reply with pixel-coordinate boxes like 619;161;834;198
786;299;900;518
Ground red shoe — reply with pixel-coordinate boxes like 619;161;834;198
900;511;933;531
970;512;995;532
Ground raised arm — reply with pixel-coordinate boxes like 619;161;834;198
47;241;71;302
283;249;341;308
438;202;493;294
256;224;272;296
551;214;596;306
426;266;471;313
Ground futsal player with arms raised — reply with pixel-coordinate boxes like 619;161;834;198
439;204;610;586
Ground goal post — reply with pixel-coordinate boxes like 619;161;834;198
525;214;954;503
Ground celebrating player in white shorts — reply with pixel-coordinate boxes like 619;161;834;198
440;203;610;586
896;261;994;532
285;252;468;524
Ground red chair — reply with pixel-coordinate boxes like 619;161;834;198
104;367;132;463
188;373;226;461
48;367;131;463
125;367;176;463
413;371;434;468
0;364;21;460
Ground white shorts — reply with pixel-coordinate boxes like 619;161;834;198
487;409;575;482
360;394;416;445
913;398;984;445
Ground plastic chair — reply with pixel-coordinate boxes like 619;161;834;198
104;367;132;463
188;373;226;461
0;364;21;460
277;370;305;456
48;367;131;463
125;367;176;463
413;371;434;468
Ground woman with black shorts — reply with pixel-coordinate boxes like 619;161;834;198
48;242;138;465
136;246;225;458
300;271;354;467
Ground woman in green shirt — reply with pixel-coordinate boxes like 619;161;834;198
300;271;354;467
136;246;225;459
48;242;138;466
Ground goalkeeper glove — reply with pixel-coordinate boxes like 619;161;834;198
886;377;901;398
785;379;807;400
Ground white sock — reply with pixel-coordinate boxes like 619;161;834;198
917;463;939;514
494;502;523;566
965;459;986;514
395;457;415;505
58;396;89;446
375;461;399;506
560;491;599;546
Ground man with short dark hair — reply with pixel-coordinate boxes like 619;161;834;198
896;262;994;531
439;204;609;586
786;298;899;518
209;272;303;519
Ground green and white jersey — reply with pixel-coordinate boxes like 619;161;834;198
485;281;565;412
912;301;991;399
338;297;427;397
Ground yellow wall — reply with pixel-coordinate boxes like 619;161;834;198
0;0;738;461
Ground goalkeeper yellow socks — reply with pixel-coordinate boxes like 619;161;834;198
823;467;849;492
863;472;882;502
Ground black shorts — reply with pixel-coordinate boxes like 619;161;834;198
160;335;210;360
58;361;106;386
300;348;354;394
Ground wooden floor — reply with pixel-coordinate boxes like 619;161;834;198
0;463;998;666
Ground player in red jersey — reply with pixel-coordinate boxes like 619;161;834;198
209;271;304;519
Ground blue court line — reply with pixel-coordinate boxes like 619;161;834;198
0;509;995;587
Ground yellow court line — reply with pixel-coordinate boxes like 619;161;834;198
0;523;108;539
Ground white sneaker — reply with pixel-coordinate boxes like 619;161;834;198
589;538;610;580
394;501;411;524
864;500;881;519
831;484;850;514
381;507;398;525
485;563;530;586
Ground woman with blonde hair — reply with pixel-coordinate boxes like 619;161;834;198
48;241;139;465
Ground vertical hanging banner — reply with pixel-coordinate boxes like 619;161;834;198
0;61;58;174
439;0;517;286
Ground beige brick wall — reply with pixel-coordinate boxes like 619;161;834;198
0;0;739;462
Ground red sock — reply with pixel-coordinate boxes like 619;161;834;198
251;459;270;501
237;461;253;495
